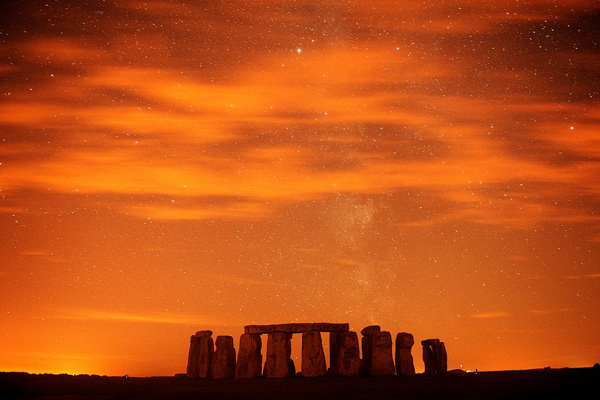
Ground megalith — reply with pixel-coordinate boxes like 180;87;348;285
422;339;447;375
360;325;380;375
212;335;236;379
301;331;327;377
235;333;262;379
198;335;214;378
370;331;395;375
186;330;212;378
264;332;294;378
332;331;360;376
186;334;201;378
361;326;394;376
395;332;416;376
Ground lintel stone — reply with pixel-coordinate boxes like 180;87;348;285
244;323;349;334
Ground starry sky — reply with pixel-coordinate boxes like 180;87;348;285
1;0;599;377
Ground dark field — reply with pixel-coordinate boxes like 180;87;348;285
1;367;598;400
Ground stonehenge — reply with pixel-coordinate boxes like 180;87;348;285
186;322;446;380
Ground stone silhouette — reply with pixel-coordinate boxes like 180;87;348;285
360;326;395;376
360;325;380;375
187;323;445;380
235;333;262;379
301;331;327;377
186;330;212;378
264;332;294;378
422;338;447;375
370;331;396;375
212;335;236;379
198;335;214;379
331;331;361;376
395;332;416;376
245;323;349;335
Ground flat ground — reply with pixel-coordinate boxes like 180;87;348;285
1;367;597;400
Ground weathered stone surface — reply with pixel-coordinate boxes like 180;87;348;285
186;334;202;378
311;322;350;332
422;339;447;375
212;335;236;379
195;330;213;338
235;334;262;379
301;331;327;377
245;323;349;335
370;331;395;376
396;332;415;349
333;331;360;376
360;325;381;337
264;332;293;378
395;332;415;376
197;336;214;379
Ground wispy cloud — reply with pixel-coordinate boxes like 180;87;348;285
471;311;511;319
55;308;223;326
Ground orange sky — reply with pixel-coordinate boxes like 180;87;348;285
1;0;599;376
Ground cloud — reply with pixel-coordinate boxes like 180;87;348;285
528;308;574;316
471;311;511;319
54;308;223;326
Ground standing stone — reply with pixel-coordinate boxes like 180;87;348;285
186;331;212;378
264;332;294;378
329;331;339;375
422;339;447;375
186;334;201;378
235;334;262;379
360;327;378;375
197;336;214;378
370;331;395;376
395;332;415;376
333;331;360;376
433;341;447;374
212;335;236;379
360;327;394;376
301;331;327;377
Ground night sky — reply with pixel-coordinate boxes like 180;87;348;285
1;0;599;377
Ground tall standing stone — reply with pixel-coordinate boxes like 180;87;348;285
301;331;327;377
186;330;212;378
264;332;294;378
360;325;380;375
186;334;201;378
212;335;236;379
422;339;447;375
333;331;360;376
370;331;395;376
198;336;214;378
329;331;339;375
395;332;415;376
235;333;262;379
